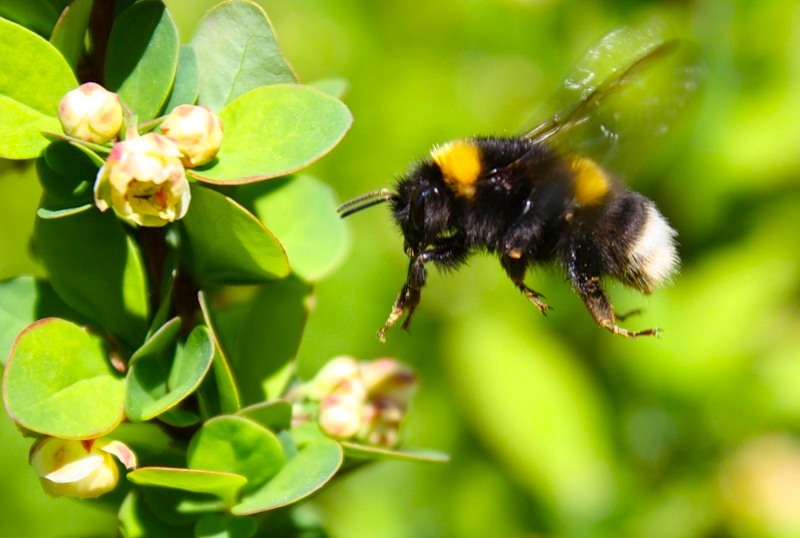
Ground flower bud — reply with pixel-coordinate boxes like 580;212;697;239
160;105;223;167
94;133;191;227
319;388;366;439
361;358;417;406
29;437;136;499
58;83;123;144
307;356;362;401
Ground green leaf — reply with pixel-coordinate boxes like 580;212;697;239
244;175;349;281
232;438;343;515
198;291;241;414
130;317;182;365
126;325;215;421
127;467;246;507
236;400;292;432
195;515;257;538
0;2;61;36
213;276;312;404
105;0;179;120
119;490;193;538
2;318;125;438
0;277;86;364
33;209;149;347
162;45;199;112
189;85;352;184
36;203;93;219
0;17;77;158
187;415;286;492
191;0;297;111
49;0;93;71
181;184;289;284
340;442;450;463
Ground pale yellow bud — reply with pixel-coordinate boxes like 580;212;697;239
160;105;223;167
94;133;190;227
58;83;123;144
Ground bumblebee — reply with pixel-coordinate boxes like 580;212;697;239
338;26;700;340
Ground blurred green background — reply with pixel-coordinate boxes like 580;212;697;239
3;0;800;536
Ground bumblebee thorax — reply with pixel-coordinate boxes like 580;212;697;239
430;139;482;199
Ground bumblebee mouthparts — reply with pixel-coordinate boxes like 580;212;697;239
336;188;396;218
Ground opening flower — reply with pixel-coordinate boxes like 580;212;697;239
29;437;136;499
291;356;417;447
58;82;123;144
95;133;191;227
160;104;224;167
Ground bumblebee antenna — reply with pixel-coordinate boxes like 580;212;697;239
336;188;396;218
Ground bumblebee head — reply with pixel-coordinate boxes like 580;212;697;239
337;163;453;258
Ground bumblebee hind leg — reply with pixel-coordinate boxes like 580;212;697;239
501;253;552;315
564;241;658;338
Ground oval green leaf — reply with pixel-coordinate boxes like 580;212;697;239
2;318;125;438
187;415;286;492
0;17;77;158
232;438;343;515
181;184;289;284
340;442;451;463
162;45;199;112
127;467;246;507
188;84;352;184
129;317;182;365
126;325;215;421
236;400;292;432
195;515;257;538
211;276;311;404
198;291;241;414
0;277;87;364
245;175;349;281
50;0;93;72
191;0;297;111
105;0;179;120
33;209;149;347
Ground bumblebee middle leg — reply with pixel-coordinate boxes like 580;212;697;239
500;253;551;315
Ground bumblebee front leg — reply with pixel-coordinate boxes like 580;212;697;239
378;236;468;341
565;243;658;338
500;253;551;315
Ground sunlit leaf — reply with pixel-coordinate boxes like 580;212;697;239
187;415;285;492
0;17;76;158
188;85;352;184
243;175;349;281
126;325;215;421
232;438;343;514
181;184;289;284
191;0;296;111
127;467;246;507
3;318;125;438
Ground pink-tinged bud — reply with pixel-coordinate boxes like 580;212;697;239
94;133;190;227
319;390;365;439
361;358;417;407
29;437;137;499
160;105;223;167
358;398;405;447
308;356;362;400
58;83;123;144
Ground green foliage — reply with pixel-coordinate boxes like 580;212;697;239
0;1;428;535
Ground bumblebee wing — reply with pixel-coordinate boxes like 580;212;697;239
522;24;702;163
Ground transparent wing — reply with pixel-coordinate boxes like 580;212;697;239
523;24;703;163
